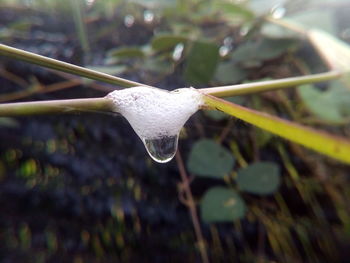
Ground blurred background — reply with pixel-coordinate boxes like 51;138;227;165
1;0;350;262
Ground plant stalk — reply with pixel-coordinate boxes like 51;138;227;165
0;97;113;116
203;94;350;164
200;70;341;97
0;44;148;88
175;151;209;263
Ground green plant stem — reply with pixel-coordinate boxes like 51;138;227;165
200;71;341;97
0;44;148;88
0;97;113;116
203;94;350;164
175;151;209;263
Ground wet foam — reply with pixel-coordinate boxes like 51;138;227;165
106;86;203;139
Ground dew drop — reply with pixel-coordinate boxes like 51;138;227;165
142;135;179;163
124;15;135;28
143;10;155;24
219;46;230;57
271;5;286;19
172;43;184;61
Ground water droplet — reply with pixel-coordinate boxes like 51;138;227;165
223;36;234;47
240;25;250;36
142;135;179;163
143;10;155;24
271;5;286;19
219;45;230;57
172;43;184;61
124;15;135;28
341;28;350;40
85;0;95;6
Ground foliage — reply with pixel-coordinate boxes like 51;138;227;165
188;139;281;222
201;187;246;223
187;139;235;178
298;81;350;123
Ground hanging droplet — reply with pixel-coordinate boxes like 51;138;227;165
106;87;203;164
219;46;230;57
124;15;135;28
143;10;155;24
172;43;184;61
142;135;179;163
271;5;286;19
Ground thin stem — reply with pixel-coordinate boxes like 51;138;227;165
200;70;341;97
0;44;149;88
175;150;209;263
0;80;81;103
0;97;114;116
203;94;350;164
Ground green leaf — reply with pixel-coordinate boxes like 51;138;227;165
187;139;235;178
298;81;350;123
201;187;246;223
184;41;220;85
232;38;298;63
289;10;336;34
214;62;248;84
128;0;175;9
151;34;188;52
236;162;281;195
215;2;255;22
143;57;173;74
107;47;145;59
309;29;350;71
261;19;301;39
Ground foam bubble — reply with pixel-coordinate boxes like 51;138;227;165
106;86;203;139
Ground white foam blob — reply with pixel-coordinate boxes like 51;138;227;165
106;86;203;163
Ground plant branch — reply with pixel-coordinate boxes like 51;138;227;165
0;44;149;88
175;150;209;263
200;70;341;97
0;97;113;116
0;79;82;103
202;94;350;164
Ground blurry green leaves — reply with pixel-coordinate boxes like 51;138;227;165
298;81;350;123
213;2;255;25
214;62;248;85
184;41;220;85
289;10;336;34
151;34;188;52
108;47;145;59
308;29;350;71
237;162;280;195
201;187;246;223
106;35;220;85
231;38;298;64
187;139;281;223
187;139;235;178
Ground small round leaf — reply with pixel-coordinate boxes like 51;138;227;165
236;162;280;195
201;187;246;223
187;139;235;178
